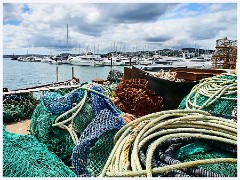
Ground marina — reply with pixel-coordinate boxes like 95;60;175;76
2;2;238;178
2;37;238;178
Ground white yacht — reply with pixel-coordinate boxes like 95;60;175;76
47;59;63;65
171;57;212;69
41;56;52;63
69;54;104;66
138;57;154;65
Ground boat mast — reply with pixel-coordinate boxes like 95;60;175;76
67;24;69;51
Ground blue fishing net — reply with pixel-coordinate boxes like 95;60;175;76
71;108;125;177
71;85;125;177
89;85;120;116
41;91;83;114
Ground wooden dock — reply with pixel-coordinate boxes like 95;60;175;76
3;78;80;95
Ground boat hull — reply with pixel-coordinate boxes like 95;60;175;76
124;66;198;110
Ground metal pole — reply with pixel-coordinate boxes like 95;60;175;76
72;66;74;78
56;63;59;82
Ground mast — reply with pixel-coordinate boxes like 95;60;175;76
67;24;69;51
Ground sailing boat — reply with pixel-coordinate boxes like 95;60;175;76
49;25;70;65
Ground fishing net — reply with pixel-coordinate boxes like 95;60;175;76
3;93;39;123
114;78;164;117
71;102;94;134
178;74;237;118
71;108;125;177
30;84;124;174
29;88;88;163
107;69;124;83
86;130;118;177
71;85;125;177
100;109;237;177
3;126;75;177
29;103;75;161
101;82;119;98
176;141;236;177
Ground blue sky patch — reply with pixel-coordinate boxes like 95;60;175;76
22;4;31;13
3;19;21;26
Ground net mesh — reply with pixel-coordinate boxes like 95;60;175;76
71;102;94;134
114;78;164;117
3;126;75;177
178;74;237;117
29;89;86;162
3;93;39;123
107;69;124;83
71;85;125;177
29;103;75;161
177;141;237;177
29;85;124;176
86;130;118;177
71;108;125;177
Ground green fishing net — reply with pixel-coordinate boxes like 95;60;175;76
86;130;118;177
29;103;75;161
3;126;75;177
30;97;93;164
177;141;237;177
178;74;237;117
3;93;39;123
29;89;93;163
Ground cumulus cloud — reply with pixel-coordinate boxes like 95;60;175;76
3;3;237;55
3;3;24;22
145;35;172;43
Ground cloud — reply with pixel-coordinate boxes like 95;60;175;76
145;35;172;42
103;3;178;23
3;3;237;55
3;3;24;22
208;3;224;12
188;9;237;41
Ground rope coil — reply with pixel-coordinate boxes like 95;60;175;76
100;109;237;177
178;74;237;117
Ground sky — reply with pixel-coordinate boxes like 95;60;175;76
2;2;238;55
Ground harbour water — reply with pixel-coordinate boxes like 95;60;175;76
3;58;125;90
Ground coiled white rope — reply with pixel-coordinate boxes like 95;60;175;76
184;74;237;110
99;109;237;177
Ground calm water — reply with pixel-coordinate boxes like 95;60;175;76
3;58;125;90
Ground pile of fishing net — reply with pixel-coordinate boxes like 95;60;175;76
100;109;237;177
178;73;237;118
71;85;125;177
107;69;124;83
29;88;86;163
101;82;119;98
113;78;164;117
3;93;39;123
3;126;75;177
29;84;125;176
